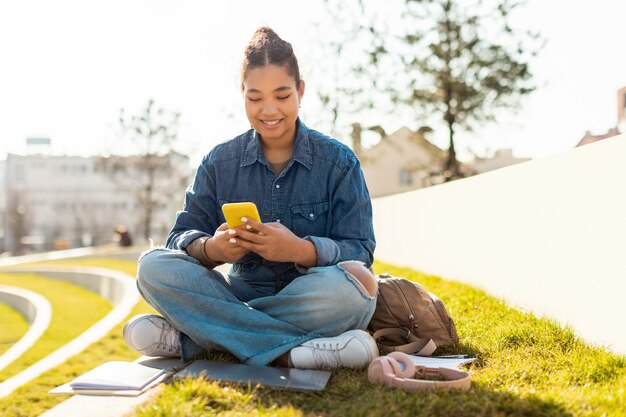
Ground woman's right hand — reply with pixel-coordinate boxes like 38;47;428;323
204;223;250;263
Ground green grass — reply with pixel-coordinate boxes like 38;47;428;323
0;303;30;356
132;261;626;417
2;258;624;417
0;257;155;417
0;272;112;383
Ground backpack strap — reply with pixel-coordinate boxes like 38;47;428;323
372;328;437;356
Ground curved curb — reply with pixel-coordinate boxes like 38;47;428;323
0;245;145;268
0;247;100;268
0;266;139;398
0;286;52;373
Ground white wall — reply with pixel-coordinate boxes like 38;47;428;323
372;134;626;354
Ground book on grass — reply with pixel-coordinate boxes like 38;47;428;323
68;361;165;391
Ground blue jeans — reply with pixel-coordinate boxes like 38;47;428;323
136;248;377;366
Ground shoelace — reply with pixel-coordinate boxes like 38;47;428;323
311;341;343;368
157;321;180;353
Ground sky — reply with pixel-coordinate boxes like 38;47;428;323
1;0;625;166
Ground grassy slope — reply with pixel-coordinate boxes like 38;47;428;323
132;261;625;417
2;257;624;417
0;258;154;417
0;272;112;383
0;303;30;356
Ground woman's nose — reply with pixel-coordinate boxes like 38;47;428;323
261;101;278;116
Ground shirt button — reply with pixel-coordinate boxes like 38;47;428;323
309;213;314;218
276;219;281;223
275;184;280;189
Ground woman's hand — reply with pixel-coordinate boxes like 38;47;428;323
204;222;250;263
227;217;317;267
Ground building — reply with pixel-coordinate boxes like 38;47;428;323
576;86;626;147
356;124;531;197
619;85;626;129
577;127;620;147
0;159;6;254
2;152;188;256
467;149;531;174
357;126;448;197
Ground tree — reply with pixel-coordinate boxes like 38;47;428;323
98;99;190;241
319;0;541;179
308;1;392;142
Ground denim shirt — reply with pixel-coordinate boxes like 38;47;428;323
166;119;375;288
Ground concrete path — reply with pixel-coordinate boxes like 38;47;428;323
41;393;159;417
0;247;100;267
0;286;52;372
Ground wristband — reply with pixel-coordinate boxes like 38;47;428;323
186;236;224;269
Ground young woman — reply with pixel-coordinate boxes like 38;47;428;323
123;27;379;369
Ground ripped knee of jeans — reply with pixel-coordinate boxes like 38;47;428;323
339;260;377;297
138;246;166;263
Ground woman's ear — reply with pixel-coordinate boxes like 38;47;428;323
297;79;305;101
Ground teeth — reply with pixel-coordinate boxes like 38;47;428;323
262;120;280;126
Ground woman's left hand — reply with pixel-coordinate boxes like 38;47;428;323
228;217;317;266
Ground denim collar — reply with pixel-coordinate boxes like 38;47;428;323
241;118;313;171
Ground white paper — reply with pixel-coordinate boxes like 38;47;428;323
408;355;476;369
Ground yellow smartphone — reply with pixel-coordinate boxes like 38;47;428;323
221;202;261;229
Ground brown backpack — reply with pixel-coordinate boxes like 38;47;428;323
368;273;459;355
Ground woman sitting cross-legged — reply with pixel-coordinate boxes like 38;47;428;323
123;27;379;369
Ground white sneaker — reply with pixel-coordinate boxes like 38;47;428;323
123;314;181;357
289;330;379;369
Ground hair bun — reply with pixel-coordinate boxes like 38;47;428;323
240;26;301;91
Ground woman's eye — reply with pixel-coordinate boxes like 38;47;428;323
247;97;261;102
277;95;291;100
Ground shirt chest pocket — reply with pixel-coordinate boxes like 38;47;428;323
289;201;329;236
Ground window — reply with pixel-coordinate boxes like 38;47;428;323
14;164;25;182
399;168;413;186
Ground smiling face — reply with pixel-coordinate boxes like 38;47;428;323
243;64;305;148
